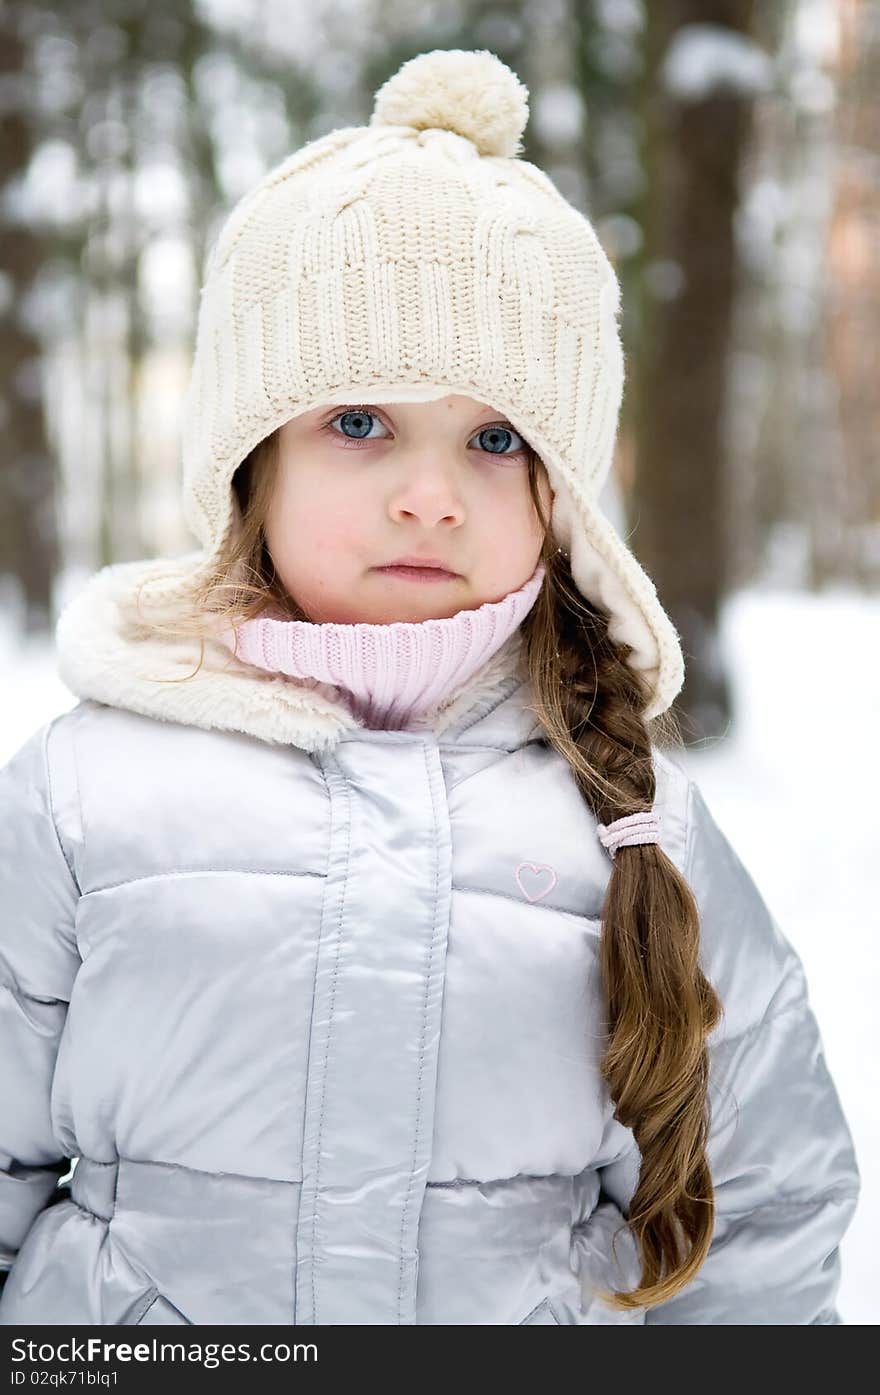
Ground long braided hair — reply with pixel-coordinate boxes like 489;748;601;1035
520;454;724;1312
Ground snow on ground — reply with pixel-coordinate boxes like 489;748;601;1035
676;585;879;1324
1;583;877;1322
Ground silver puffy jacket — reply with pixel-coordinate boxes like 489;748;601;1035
0;676;860;1324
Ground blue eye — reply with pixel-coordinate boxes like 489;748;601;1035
473;424;527;456
328;408;387;440
324;407;529;458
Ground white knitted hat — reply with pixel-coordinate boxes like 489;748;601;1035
135;48;685;719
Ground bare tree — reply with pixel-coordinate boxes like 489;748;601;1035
630;1;761;743
0;5;59;631
824;0;880;586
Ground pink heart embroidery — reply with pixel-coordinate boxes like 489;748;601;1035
514;861;557;904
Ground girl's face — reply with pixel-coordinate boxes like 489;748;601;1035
264;394;553;624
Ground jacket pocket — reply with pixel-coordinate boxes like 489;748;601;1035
135;1287;192;1326
519;1297;560;1324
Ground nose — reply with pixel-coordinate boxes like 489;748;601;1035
387;458;466;528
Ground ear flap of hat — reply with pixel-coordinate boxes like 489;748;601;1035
549;482;685;721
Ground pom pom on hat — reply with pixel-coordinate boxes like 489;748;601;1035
370;48;529;158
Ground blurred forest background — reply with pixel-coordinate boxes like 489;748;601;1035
0;0;877;744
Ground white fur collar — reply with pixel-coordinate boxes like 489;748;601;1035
55;557;535;755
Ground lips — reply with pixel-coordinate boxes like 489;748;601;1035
376;564;460;581
382;557;459;573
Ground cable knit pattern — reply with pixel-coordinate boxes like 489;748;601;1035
218;562;544;731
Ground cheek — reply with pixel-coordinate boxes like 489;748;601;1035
268;471;363;560
488;470;544;529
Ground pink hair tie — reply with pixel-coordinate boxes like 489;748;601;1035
596;809;661;858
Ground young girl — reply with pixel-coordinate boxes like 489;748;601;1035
0;49;859;1326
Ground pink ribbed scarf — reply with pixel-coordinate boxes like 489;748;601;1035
218;560;545;730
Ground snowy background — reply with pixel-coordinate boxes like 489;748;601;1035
2;580;877;1324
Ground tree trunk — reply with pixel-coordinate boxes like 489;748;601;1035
632;1;758;742
0;15;59;633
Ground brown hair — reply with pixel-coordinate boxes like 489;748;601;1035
135;425;723;1312
518;461;724;1312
